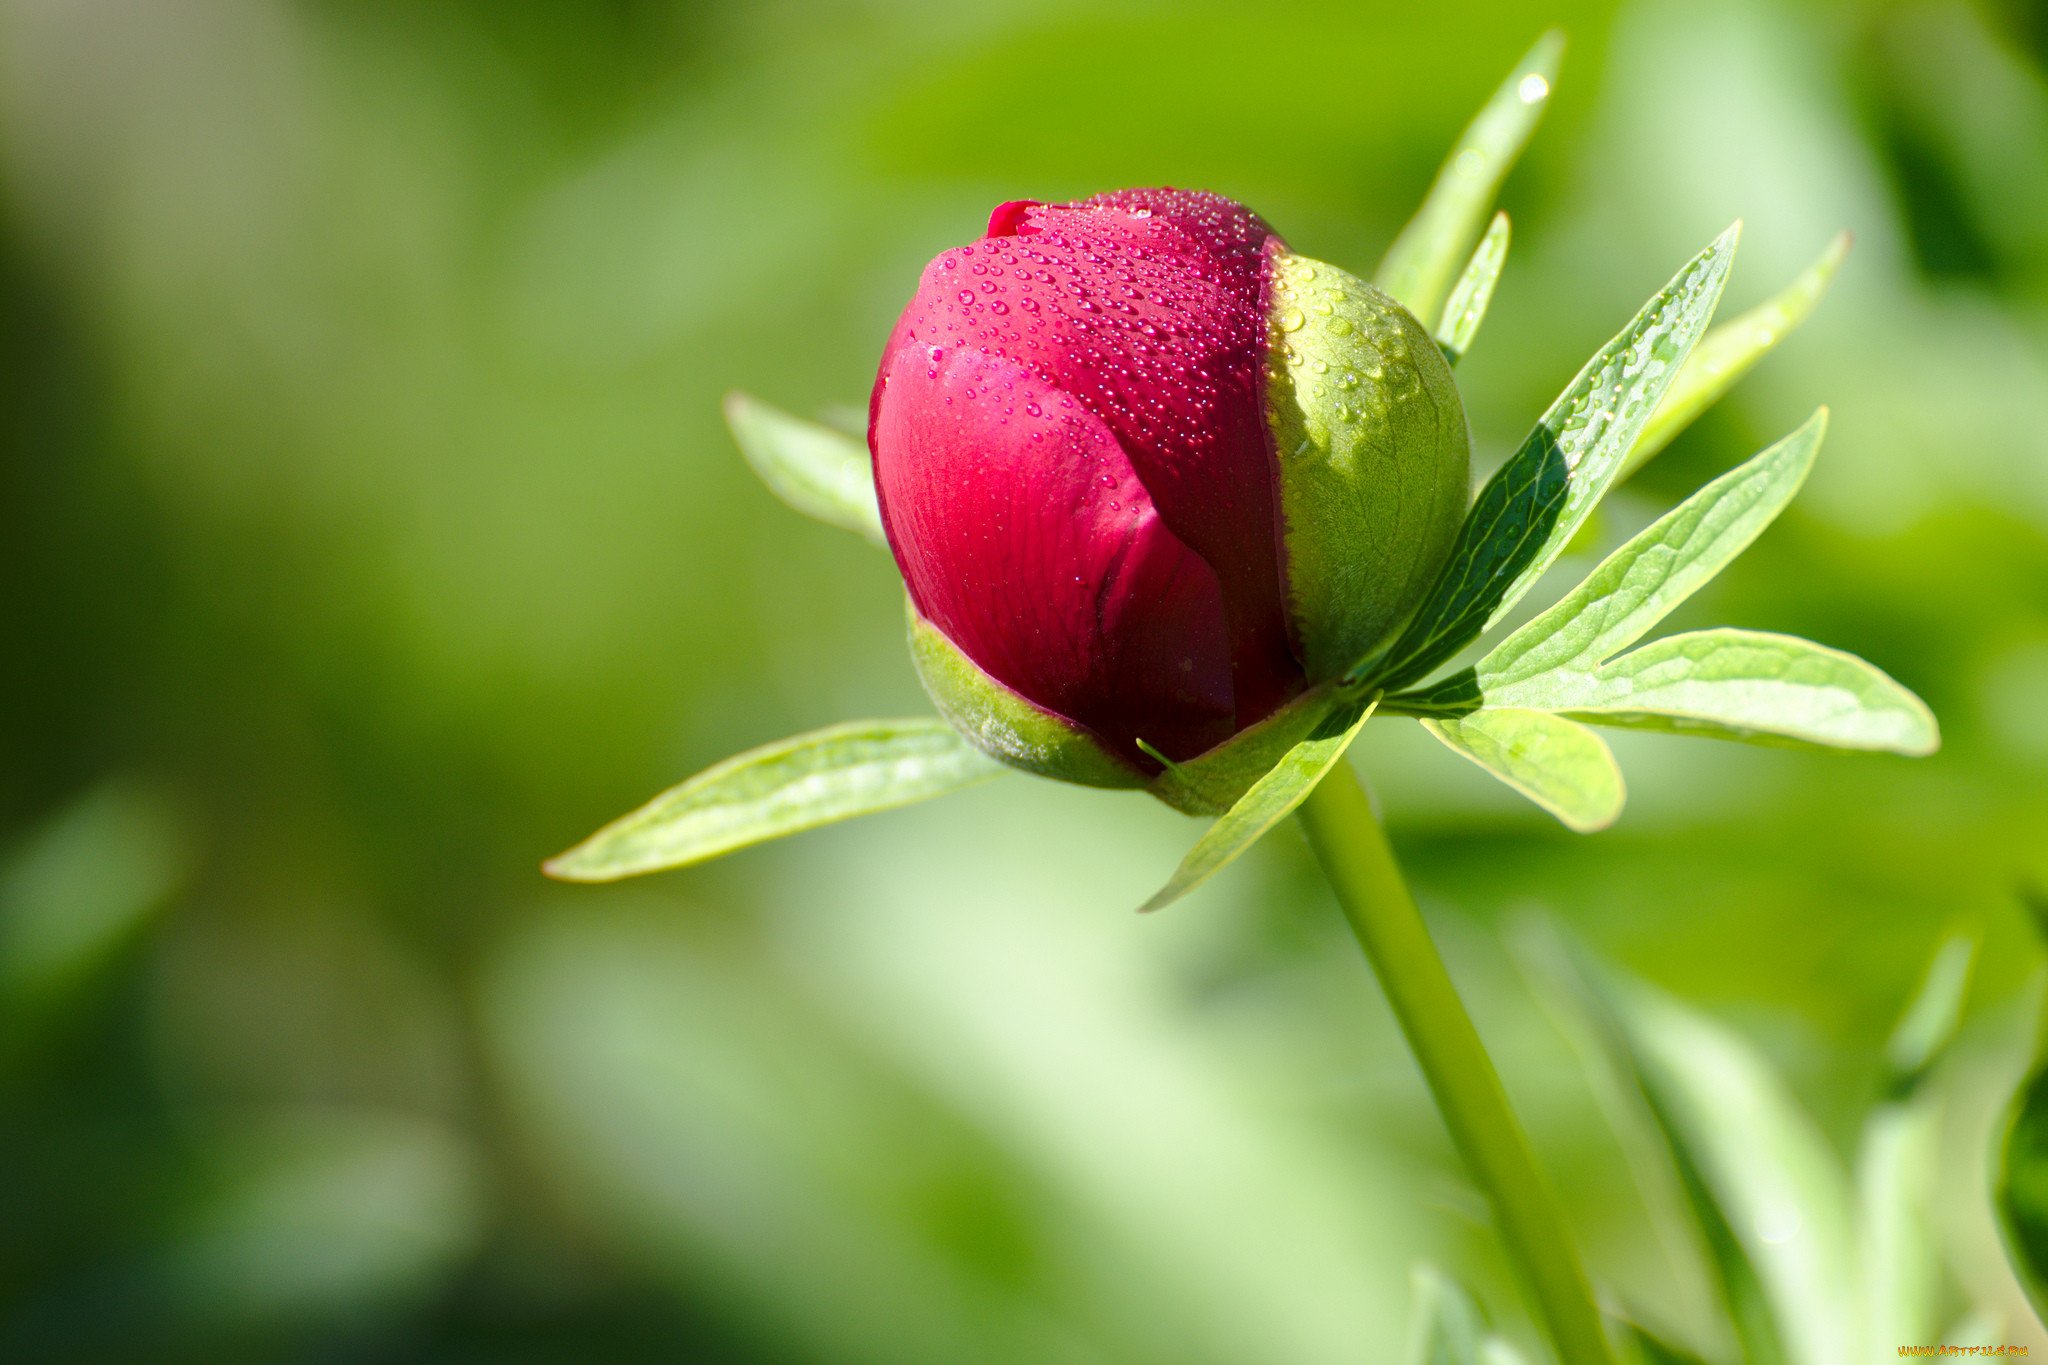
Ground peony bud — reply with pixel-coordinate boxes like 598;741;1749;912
870;189;1468;805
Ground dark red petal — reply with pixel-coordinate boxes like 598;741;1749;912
985;200;1041;237
973;190;1304;723
872;339;1236;765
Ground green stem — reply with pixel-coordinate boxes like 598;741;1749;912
1297;760;1615;1365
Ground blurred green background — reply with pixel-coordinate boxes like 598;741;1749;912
4;0;2047;1359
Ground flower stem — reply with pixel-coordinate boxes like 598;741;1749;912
1296;759;1614;1365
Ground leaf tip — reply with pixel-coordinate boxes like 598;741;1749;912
1527;27;1568;74
540;846;605;883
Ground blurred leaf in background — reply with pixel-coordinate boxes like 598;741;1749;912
2;0;2046;1359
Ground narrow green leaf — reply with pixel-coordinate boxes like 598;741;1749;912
1437;212;1511;366
1858;1094;1946;1354
1543;628;1939;754
1422;708;1624;832
1407;1265;1487;1365
1883;932;1976;1095
1856;935;1975;1354
1625;1325;1714;1365
1622;232;1851;481
724;391;886;543
1478;411;1828;690
545;720;999;882
1361;227;1739;691
1139;697;1376;913
1405;1266;1532;1365
1528;935;1856;1365
1377;32;1563;323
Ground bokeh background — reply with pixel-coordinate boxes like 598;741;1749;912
5;0;2047;1359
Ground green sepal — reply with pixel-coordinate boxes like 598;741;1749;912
724;390;886;543
1147;684;1347;816
906;605;1143;790
1139;696;1376;913
543;719;1000;882
1266;251;1471;680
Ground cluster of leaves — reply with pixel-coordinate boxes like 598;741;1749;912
1408;922;2010;1364
546;34;1934;901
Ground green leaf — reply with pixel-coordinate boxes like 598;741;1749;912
1360;226;1739;692
1622;232;1850;482
1421;708;1624;832
1882;932;1976;1095
1858;1093;1946;1353
1407;1265;1487;1365
724;390;886;543
1997;1055;2048;1328
1376;31;1562;323
1857;935;1974;1354
1436;212;1511;366
1474;411;1827;693
1139;697;1376;913
1524;933;1857;1365
1538;629;1938;754
1624;1325;1713;1365
1404;1266;1533;1365
544;720;1000;882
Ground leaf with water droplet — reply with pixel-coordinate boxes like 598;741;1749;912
1376;31;1563;323
1436;212;1511;367
1623;232;1852;481
1358;225;1739;692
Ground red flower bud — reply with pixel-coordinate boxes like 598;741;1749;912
871;190;1468;793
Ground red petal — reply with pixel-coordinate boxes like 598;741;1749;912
872;341;1236;765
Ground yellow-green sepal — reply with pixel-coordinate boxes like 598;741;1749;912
906;604;1144;790
1265;251;1472;681
1145;685;1347;816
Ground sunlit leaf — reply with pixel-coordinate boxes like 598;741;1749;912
1359;227;1739;691
1437;213;1511;366
545;720;1000;881
1376;31;1563;324
1622;232;1851;481
1421;708;1624;832
1529;629;1937;754
724;390;886;544
1474;411;1826;691
1139;697;1375;913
